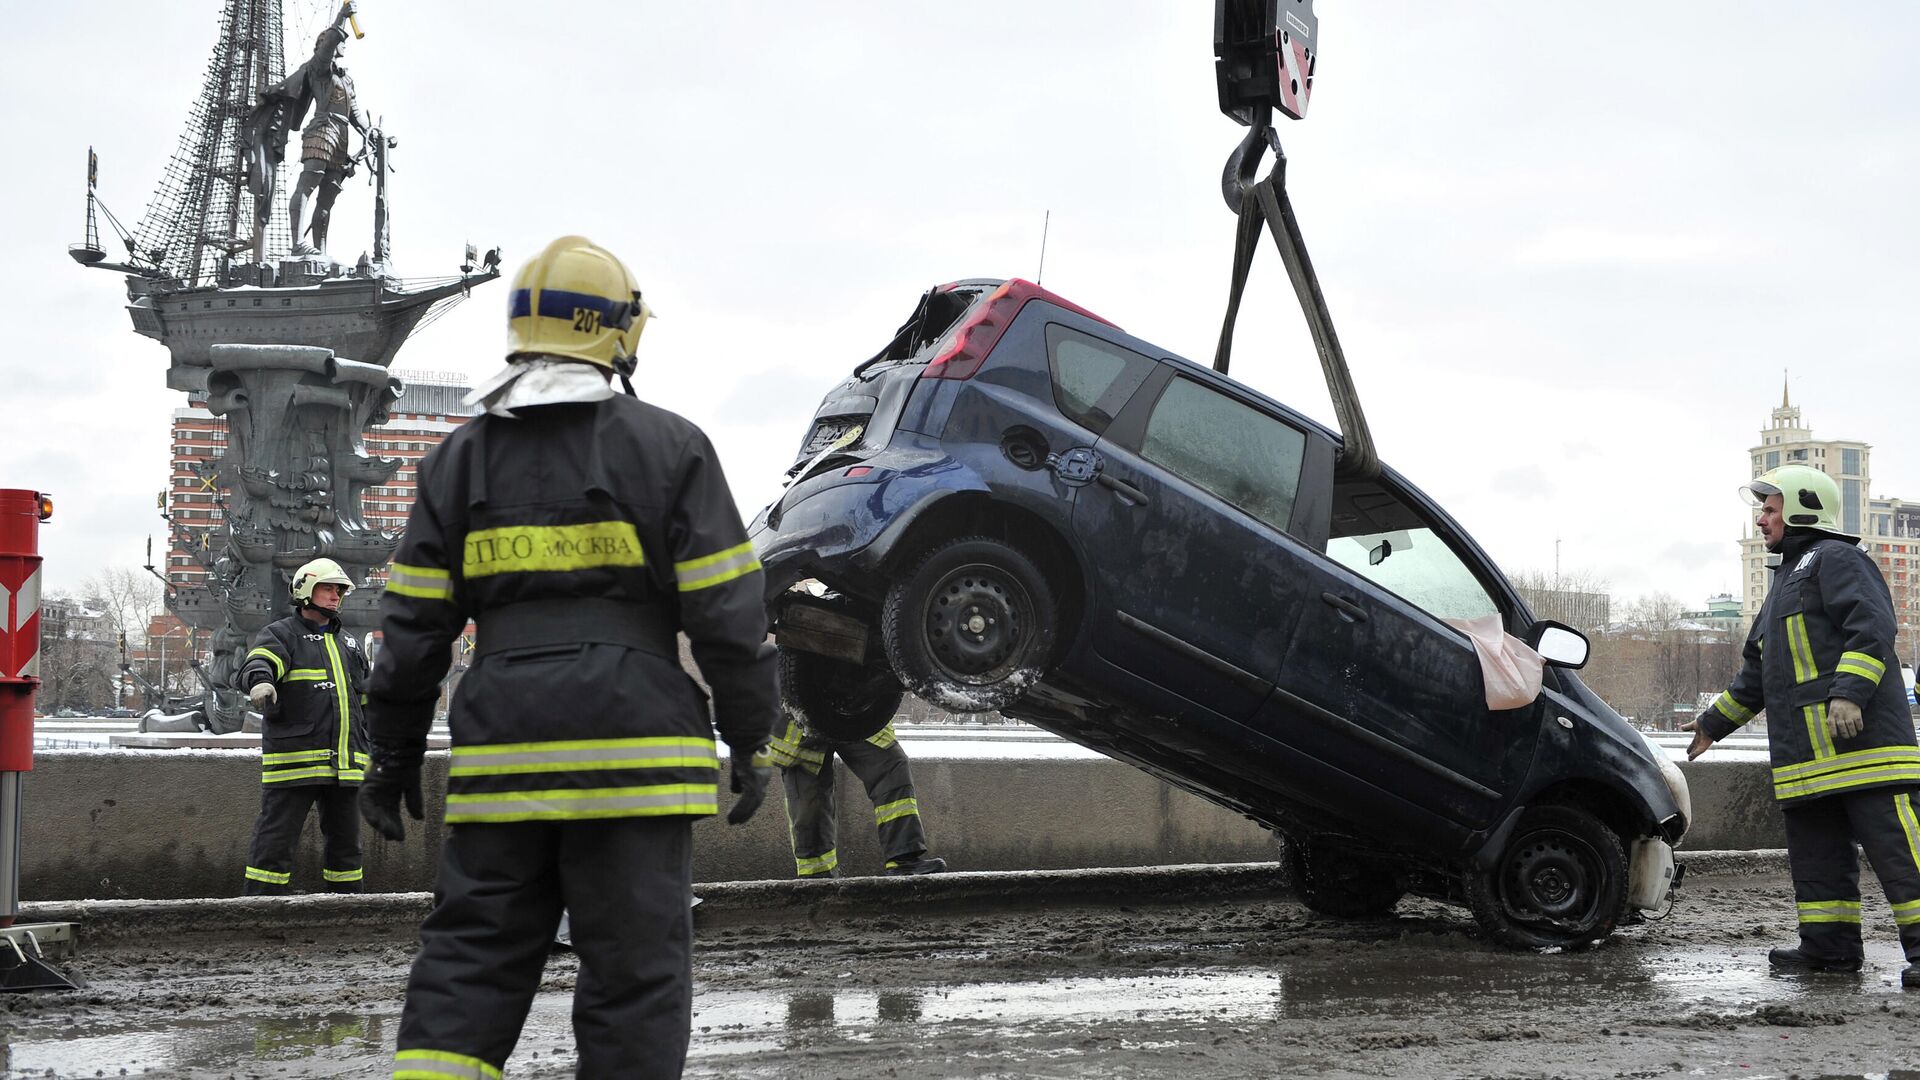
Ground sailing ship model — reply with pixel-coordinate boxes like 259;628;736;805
72;0;497;731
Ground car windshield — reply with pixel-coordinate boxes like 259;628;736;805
1325;483;1500;623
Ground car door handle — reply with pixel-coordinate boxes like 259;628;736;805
1321;592;1369;623
1096;472;1150;506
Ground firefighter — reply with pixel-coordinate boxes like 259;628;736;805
236;557;369;894
1688;464;1920;986
771;713;946;878
358;235;779;1078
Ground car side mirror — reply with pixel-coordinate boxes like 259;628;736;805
1529;620;1590;669
1368;538;1391;566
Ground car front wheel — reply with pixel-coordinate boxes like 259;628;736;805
880;536;1057;713
1467;804;1627;949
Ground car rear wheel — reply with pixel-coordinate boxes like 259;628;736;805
776;646;905;742
1467;804;1627;950
1284;836;1405;919
881;536;1057;713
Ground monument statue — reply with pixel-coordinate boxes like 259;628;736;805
245;2;375;260
72;0;497;733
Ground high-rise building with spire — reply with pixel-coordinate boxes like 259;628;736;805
1740;378;1920;670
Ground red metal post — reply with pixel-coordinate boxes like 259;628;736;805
0;490;44;772
0;489;50;927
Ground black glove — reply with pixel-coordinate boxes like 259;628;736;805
726;743;773;825
359;742;425;842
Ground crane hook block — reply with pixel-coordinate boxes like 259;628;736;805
1214;0;1318;124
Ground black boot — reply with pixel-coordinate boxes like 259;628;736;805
885;855;947;877
1902;965;1919;989
1768;946;1862;973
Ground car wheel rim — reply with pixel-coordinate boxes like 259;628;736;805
922;562;1029;685
1503;829;1600;928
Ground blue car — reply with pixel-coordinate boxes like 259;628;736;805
750;277;1689;948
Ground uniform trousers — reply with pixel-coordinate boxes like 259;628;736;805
782;738;929;877
395;817;693;1079
1783;785;1920;962
243;784;363;895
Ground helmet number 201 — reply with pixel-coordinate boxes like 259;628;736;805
573;307;602;334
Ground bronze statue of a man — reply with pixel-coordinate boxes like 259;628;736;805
287;3;369;256
244;2;370;261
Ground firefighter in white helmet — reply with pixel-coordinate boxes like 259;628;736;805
361;236;779;1077
1689;464;1920;985
234;556;371;894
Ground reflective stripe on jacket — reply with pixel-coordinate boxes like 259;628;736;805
237;613;370;786
365;393;779;823
1702;535;1919;802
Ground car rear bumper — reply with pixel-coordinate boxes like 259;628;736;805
749;440;980;601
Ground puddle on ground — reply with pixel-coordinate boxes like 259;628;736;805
0;973;1284;1073
2;1012;391;1074
674;972;1285;1059
4;942;1913;1073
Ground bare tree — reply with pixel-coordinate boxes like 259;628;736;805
1509;567;1614;633
1606;591;1739;730
1621;592;1686;633
81;567;177;708
34;592;116;712
85;567;165;649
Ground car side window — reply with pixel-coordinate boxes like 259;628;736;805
1325;523;1500;624
1139;376;1305;533
1046;324;1156;436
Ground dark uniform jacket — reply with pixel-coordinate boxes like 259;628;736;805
1701;532;1920;802
365;395;779;824
239;612;370;786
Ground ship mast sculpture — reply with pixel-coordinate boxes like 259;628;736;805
73;0;498;734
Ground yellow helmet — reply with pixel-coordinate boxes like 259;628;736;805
506;236;652;373
1740;464;1850;536
290;558;353;604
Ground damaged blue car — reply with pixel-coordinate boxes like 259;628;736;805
749;277;1689;948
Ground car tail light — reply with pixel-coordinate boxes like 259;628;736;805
920;279;1117;381
844;466;873;477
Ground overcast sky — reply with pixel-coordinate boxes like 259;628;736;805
4;2;1916;608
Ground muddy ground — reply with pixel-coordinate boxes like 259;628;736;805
2;859;1918;1078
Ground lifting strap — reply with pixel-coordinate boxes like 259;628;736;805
1213;119;1379;482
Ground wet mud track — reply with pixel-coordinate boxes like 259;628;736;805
3;858;1917;1078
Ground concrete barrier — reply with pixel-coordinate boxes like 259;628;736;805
15;749;1781;901
1671;758;1787;851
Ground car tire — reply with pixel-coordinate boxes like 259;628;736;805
1284;836;1405;919
1467;803;1628;950
776;646;905;742
880;536;1058;713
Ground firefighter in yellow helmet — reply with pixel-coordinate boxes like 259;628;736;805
1689;464;1920;986
234;556;370;894
361;236;779;1076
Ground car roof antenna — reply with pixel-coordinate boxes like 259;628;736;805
1211;0;1378;482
